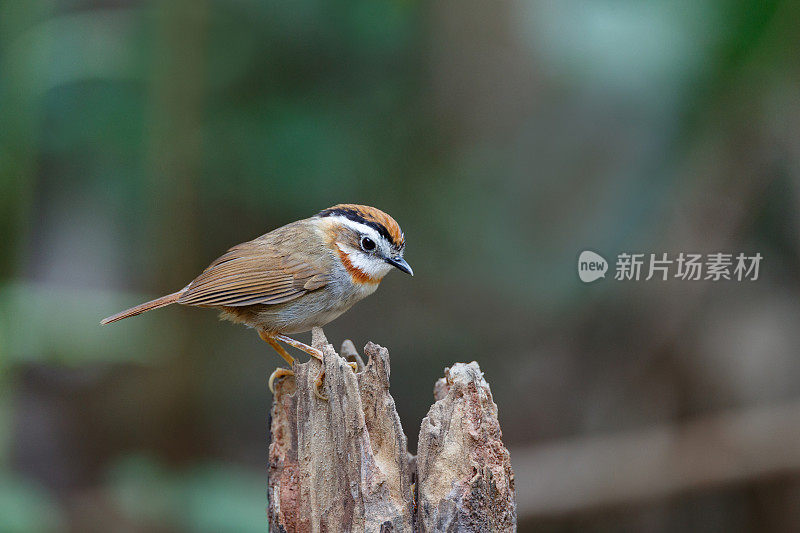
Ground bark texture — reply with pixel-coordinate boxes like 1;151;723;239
268;328;414;532
416;363;517;532
268;328;516;532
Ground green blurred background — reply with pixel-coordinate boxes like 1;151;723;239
2;0;800;531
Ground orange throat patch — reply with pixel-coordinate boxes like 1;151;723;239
337;248;381;284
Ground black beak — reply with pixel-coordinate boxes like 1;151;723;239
386;256;413;276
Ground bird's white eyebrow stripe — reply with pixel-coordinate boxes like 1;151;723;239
328;215;385;244
316;206;403;248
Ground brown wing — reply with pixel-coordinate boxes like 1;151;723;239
177;222;330;307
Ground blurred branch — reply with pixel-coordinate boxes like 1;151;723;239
514;399;800;518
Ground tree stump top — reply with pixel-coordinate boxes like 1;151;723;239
268;329;516;532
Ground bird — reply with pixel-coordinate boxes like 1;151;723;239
101;204;412;399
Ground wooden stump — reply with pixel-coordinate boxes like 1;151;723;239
416;363;517;532
268;328;516;532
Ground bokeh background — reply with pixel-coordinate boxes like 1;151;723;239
2;0;800;531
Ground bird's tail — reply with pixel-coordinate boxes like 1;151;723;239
100;291;183;325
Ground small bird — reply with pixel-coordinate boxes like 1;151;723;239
101;204;412;399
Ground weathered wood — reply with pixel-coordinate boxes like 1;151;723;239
268;328;414;532
268;328;516;532
416;363;517;532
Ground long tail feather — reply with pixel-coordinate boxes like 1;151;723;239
100;291;183;325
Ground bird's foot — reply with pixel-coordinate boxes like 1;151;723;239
311;362;357;401
260;331;349;401
272;334;327;400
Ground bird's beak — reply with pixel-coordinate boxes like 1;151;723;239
386;256;413;276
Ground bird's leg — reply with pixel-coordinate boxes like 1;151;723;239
259;330;295;365
270;333;328;401
274;334;324;362
259;330;297;394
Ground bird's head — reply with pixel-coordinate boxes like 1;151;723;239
317;204;412;284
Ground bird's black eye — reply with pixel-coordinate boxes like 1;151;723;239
360;236;376;252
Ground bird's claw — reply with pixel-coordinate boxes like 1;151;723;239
312;361;357;401
314;369;328;401
268;367;294;394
